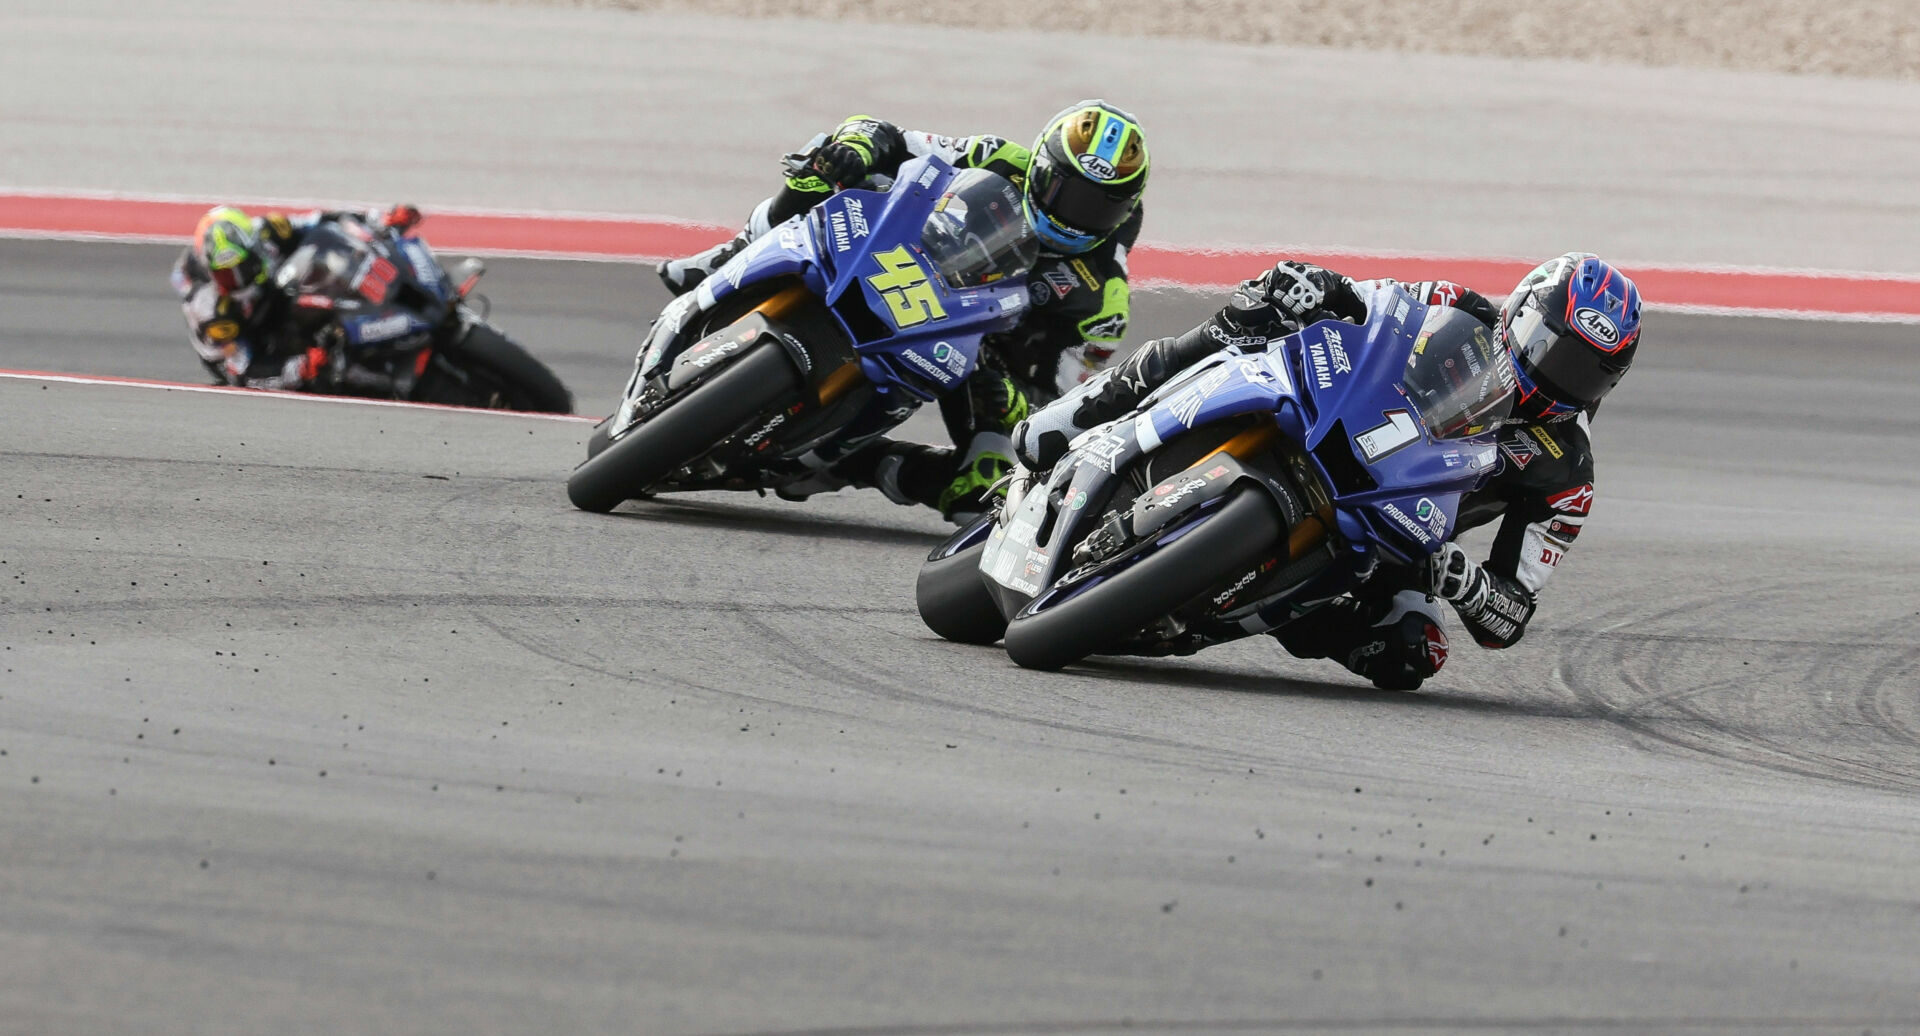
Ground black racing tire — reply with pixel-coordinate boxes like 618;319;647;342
585;415;613;459
566;342;801;513
427;323;574;413
915;540;1006;645
1002;487;1285;671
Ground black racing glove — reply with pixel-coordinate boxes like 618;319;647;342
1424;542;1536;648
811;139;874;188
1216;261;1365;339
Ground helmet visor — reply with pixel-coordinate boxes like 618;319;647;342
921;169;1039;289
1508;306;1633;409
1026;150;1137;244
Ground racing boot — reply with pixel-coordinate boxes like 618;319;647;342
656;197;775;297
1010;323;1215;470
811;438;954;512
1010;367;1117;471
1271;589;1449;691
936;433;1015;525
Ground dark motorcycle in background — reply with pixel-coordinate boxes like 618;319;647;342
270;214;572;412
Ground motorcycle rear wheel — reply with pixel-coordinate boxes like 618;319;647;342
1002;487;1285;671
418;324;574;413
566;342;801;513
915;539;1006;645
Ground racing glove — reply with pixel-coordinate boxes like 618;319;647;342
812;139;874;188
1424;542;1537;648
381;203;422;233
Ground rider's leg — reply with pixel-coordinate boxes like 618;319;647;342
1270;586;1450;692
657;177;834;295
1012;321;1217;470
656;196;775;296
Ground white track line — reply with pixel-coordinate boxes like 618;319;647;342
0;369;599;423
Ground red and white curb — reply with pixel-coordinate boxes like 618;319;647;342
0;368;597;422
3;188;1917;322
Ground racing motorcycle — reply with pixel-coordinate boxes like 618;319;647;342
565;154;1038;513
271;214;572;412
915;282;1517;671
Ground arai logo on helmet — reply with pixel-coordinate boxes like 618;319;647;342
1076;153;1117;181
1573;307;1621;347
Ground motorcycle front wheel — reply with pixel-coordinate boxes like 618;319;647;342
1002;487;1285;671
565;341;801;513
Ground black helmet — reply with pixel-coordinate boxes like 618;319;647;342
1023;100;1149;254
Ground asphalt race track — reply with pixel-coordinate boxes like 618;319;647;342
4;239;1920;1034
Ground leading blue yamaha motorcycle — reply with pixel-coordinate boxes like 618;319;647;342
914;281;1517;671
567;155;1038;513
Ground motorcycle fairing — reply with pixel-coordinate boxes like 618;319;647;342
982;282;1504;616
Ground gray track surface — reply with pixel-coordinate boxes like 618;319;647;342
5;239;1920;1034
7;0;1920;271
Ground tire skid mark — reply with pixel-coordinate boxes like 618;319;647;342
1555;582;1920;794
729;609;1305;776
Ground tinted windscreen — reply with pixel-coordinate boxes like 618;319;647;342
1401;307;1515;439
920;168;1039;289
275;230;366;297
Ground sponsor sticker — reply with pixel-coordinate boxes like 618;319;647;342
1573;307;1620;347
1212;569;1258;608
1069;259;1100;291
1148;477;1208;510
1382;503;1433;546
844;197;869;237
1077;431;1129;473
1547;483;1595;516
931;341;968;376
1042;267;1076;299
1077;153;1117;180
902;347;955;385
1325;327;1351;373
742;412;785;448
1308;342;1333;389
354;313;412;343
1413;496;1446;536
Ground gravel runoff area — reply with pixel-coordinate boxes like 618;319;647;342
479;0;1919;80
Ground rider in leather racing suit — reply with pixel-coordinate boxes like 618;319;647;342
1011;253;1643;690
656;101;1149;522
170;203;422;391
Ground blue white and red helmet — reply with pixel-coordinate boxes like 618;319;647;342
1497;252;1642;422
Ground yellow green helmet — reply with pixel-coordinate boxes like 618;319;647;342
194;206;268;293
1024;100;1149;254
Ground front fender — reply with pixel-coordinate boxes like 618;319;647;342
1128;453;1305;541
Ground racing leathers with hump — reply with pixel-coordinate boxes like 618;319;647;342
171;203;422;392
657;101;1149;521
1012;253;1643;690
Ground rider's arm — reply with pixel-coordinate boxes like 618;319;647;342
1407;279;1502;328
1435;417;1595;648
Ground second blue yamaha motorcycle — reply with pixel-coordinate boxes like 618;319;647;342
567;155;1037;513
915;281;1518;671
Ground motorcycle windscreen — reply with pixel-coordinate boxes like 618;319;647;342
919;168;1039;289
274;235;363;297
1400;307;1516;440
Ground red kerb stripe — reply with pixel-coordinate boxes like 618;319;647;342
3;191;1916;317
